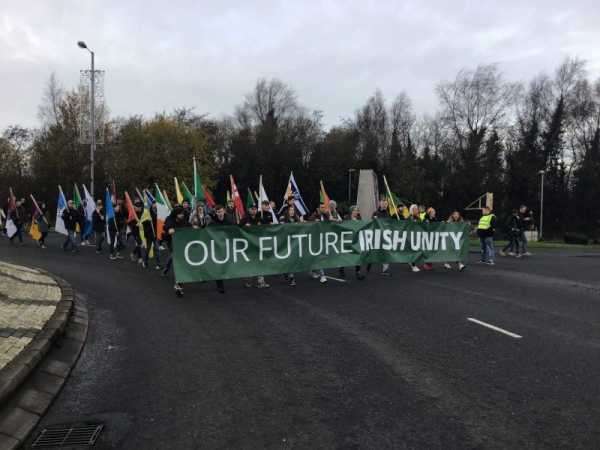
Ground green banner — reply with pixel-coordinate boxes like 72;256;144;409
173;219;470;283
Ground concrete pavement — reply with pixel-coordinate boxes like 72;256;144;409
1;234;600;449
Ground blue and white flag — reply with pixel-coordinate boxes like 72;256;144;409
82;184;95;237
55;187;68;235
144;189;156;210
104;188;115;246
280;171;308;216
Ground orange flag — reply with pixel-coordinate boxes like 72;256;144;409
124;191;139;223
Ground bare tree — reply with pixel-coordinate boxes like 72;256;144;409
38;72;64;128
390;92;415;149
241;78;299;126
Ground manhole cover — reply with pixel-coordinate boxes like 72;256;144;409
32;423;104;448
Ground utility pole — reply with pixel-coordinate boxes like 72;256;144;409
538;170;545;240
78;41;96;197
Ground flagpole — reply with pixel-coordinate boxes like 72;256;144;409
383;174;400;221
30;194;48;224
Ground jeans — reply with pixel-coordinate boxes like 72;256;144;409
480;236;495;263
63;230;78;251
519;231;528;253
502;232;520;254
96;232;105;252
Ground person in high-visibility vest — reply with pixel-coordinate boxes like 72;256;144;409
477;206;497;265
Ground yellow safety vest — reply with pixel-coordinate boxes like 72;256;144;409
478;214;495;230
419;212;426;221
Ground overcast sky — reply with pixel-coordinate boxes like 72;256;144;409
2;0;599;130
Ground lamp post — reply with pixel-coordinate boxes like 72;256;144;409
538;169;545;241
78;40;95;198
348;169;356;204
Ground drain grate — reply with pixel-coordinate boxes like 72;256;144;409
32;423;104;448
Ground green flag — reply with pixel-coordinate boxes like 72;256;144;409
246;188;256;209
73;184;82;209
193;157;205;203
181;181;195;205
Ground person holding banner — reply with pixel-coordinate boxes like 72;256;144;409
279;204;301;286
349;206;366;280
209;205;232;294
241;202;270;289
444;210;466;271
422;207;439;271
407;204;422;272
162;205;190;297
370;197;392;276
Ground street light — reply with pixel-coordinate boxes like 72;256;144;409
348;169;356;204
78;40;96;197
538;169;545;241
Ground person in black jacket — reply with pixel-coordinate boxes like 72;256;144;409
92;199;106;254
162;206;190;296
62;200;81;252
108;203;124;260
36;201;49;248
369;197;391;276
500;209;521;257
128;200;145;264
210;204;232;294
518;205;533;256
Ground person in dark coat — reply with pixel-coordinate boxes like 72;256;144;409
36;201;49;248
92;199;106;254
209;204;232;294
8;199;24;245
162;206;191;296
500;209;521;257
61;200;81;252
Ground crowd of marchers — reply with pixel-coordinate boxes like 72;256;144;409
1;193;534;298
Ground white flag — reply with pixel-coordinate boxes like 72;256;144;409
55;187;68;235
259;175;279;224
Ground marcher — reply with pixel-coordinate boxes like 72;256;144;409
61;200;81;252
422;207;438;271
279;204;301;286
190;203;211;229
162;206;190;296
210;204;232;293
477;206;497;265
444;210;466;271
36;201;49;248
370;197;391;276
241;201;270;288
519;205;533;256
149;201;162;269
8;199;24;245
500;209;521;257
407;204;421;272
108;203;125;260
348;206;365;280
310;202;331;283
92;200;106;254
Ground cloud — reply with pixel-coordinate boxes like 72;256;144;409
1;0;599;129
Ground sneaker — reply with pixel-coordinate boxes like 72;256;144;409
458;263;466;272
444;263;452;270
486;261;495;266
244;281;252;288
159;245;166;251
411;265;420;273
508;252;515;256
154;265;162;271
515;254;522;258
40;245;47;249
257;282;271;289
289;279;297;287
110;255;117;260
381;270;391;277
499;251;506;257
423;263;433;271
80;241;87;247
137;258;144;265
142;261;147;269
174;284;184;297
524;252;532;256
116;253;124;260
319;275;327;283
311;272;320;279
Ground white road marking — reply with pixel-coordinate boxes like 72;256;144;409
467;317;523;339
325;276;347;283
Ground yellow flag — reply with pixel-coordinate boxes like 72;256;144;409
174;177;184;205
29;220;41;241
139;208;154;258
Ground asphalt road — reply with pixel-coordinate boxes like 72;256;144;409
2;234;600;449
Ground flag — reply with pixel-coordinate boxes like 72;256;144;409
124;191;138;224
162;189;173;210
5;187;18;238
226;190;232;205
229;175;245;221
104;188;116;246
55;186;68;235
181;181;195;205
174;177;184;205
382;175;400;220
280;172;308;216
144;189;156;210
154;184;170;239
259;175;279;224
73;184;82;209
203;186;216;209
246;188;256;209
139;206;154;257
28;203;41;241
193;157;205;203
82;184;95;237
111;180;117;204
319;180;330;209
